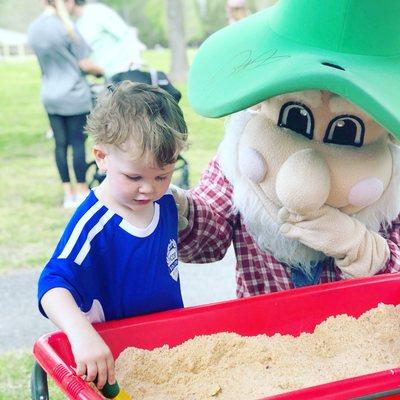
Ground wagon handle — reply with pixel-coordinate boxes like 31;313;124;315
33;333;103;400
31;361;49;400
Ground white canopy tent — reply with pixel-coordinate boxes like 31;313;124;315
0;28;30;58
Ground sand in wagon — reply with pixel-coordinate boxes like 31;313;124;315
115;303;400;400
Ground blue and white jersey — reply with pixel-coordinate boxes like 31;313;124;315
38;190;183;322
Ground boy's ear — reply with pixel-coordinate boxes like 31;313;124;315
93;145;108;171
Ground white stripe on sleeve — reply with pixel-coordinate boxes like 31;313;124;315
74;210;114;265
58;201;103;260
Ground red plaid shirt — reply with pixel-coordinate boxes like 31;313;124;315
179;157;400;297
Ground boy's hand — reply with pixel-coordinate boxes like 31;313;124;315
170;184;189;230
40;289;116;390
70;326;115;389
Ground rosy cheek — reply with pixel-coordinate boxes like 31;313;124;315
238;146;267;183
348;177;384;207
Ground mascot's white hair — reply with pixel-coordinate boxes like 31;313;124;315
219;110;400;272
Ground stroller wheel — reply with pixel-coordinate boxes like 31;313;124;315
86;160;106;189
173;155;190;189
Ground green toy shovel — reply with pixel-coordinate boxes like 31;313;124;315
97;380;132;400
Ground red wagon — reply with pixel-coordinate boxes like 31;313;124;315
32;274;400;400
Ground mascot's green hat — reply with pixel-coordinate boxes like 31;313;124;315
188;0;400;139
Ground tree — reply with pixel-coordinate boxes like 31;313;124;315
0;0;42;32
165;0;189;83
102;0;168;47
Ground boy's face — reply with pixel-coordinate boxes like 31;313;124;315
94;145;175;212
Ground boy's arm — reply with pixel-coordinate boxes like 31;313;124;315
68;28;104;77
41;288;115;389
78;58;104;77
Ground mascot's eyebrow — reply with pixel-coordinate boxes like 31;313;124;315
329;95;365;115
274;90;322;109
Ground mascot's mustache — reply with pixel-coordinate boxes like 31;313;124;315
248;180;279;220
233;177;326;271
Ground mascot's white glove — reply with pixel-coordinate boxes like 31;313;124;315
170;184;189;231
278;205;390;278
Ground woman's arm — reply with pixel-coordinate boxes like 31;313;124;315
41;288;114;389
78;58;104;77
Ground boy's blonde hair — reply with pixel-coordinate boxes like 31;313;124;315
86;81;188;166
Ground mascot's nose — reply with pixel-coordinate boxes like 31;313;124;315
276;149;331;214
348;178;384;207
238;146;267;183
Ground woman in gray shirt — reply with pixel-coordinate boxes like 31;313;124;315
28;0;103;208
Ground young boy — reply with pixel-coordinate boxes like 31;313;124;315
37;81;188;389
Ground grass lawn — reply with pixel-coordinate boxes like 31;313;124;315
0;351;64;400
0;49;224;399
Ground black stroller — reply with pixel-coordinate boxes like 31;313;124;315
86;68;190;189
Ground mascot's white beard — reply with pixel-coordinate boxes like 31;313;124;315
219;110;400;273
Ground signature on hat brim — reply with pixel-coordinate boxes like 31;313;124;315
188;6;400;140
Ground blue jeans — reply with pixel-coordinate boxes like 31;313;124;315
48;113;88;183
291;261;324;288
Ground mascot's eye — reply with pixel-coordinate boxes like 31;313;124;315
324;115;365;147
278;102;314;139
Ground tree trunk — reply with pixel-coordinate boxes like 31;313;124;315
120;3;131;23
165;0;189;83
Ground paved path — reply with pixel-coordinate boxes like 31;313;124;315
0;247;236;353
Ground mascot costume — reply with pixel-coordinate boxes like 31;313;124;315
172;0;400;296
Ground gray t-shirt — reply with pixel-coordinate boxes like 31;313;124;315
28;11;92;116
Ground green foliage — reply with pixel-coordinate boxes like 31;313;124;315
143;0;168;47
102;0;168;47
0;0;266;47
191;0;227;44
186;0;259;46
182;0;204;46
100;0;230;48
0;0;42;32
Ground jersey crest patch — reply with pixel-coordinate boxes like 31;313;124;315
166;239;179;281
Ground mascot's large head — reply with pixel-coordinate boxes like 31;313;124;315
188;0;400;268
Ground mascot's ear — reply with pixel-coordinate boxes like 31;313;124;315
277;102;314;139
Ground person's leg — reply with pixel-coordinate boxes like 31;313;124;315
48;114;75;206
48;114;70;182
65;113;89;201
